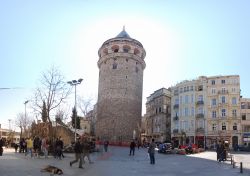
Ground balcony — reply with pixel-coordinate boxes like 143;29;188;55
196;127;205;133
173;104;179;109
196;100;204;106
218;90;229;94
173;129;179;134
196;113;204;118
173;116;179;121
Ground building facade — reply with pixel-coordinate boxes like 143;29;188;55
171;75;241;148
144;88;171;142
241;98;250;146
95;28;146;142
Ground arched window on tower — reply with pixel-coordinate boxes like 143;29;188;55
233;123;237;130
123;45;131;53
134;48;140;56
111;45;119;53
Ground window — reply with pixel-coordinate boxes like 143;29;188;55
155;108;158;114
221;79;226;84
222;122;226;130
198;85;203;91
112;63;117;69
191;94;194;103
232;87;236;92
212;111;216;118
187;86;189;91
184;87;187;92
185;95;189;104
198;95;203;101
222;109;226;117
184;107;189;116
198;107;203;114
222;87;226;93
242;114;246;120
191;107;194;116
232;97;237;105
190;86;193;91
180;88;183;93
135;67;139;73
180;96;182;104
211;80;215;85
212;124;217;131
159;107;162;113
212;88;216;94
232;109;237;117
211;98;216;106
221;96;226;104
175;98;179;105
233;123;237;130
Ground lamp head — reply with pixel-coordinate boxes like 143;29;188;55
78;78;83;83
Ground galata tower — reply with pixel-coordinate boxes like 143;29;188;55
96;27;146;143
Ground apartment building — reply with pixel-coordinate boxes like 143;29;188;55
241;98;250;146
144;88;171;142
171;75;241;148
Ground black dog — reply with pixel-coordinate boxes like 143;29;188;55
41;165;63;175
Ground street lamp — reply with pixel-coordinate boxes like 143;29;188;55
67;78;83;142
24;100;29;137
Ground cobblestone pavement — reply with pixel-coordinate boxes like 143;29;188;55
1;147;250;176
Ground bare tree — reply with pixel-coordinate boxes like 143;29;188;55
15;112;33;138
78;96;94;117
32;66;70;123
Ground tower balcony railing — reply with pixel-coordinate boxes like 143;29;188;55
196;113;204;118
196;100;204;106
173;104;179;109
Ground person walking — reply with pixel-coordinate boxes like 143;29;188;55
129;140;136;156
70;138;83;169
0;138;4;156
148;138;156;164
104;140;109;152
41;137;49;159
26;137;33;158
82;138;93;164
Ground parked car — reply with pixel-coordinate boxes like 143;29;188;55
158;143;172;154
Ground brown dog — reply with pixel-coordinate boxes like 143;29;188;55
41;165;63;175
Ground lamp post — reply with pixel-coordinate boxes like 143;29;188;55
24;100;29;137
67;78;83;142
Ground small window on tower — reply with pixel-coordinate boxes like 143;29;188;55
135;67;139;73
126;59;128;62
113;63;117;69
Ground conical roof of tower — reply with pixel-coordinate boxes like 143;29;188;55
115;26;131;38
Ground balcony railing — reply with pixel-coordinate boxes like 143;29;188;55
173;104;179;109
173;129;179;134
218;90;229;94
196;113;204;118
196;100;204;106
196;127;205;133
173;116;179;121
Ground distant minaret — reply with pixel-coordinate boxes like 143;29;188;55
96;28;146;142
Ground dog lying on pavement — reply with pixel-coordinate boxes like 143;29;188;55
41;165;63;175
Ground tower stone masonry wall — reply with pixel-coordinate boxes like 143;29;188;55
96;29;146;142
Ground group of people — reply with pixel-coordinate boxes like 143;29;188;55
216;141;227;162
70;137;94;169
18;136;64;159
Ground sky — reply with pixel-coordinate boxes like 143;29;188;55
0;0;250;130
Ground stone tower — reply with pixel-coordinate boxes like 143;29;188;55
96;27;146;143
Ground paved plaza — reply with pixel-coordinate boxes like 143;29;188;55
1;146;250;176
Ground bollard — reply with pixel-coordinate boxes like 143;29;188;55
231;155;233;165
240;162;243;173
233;161;235;168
